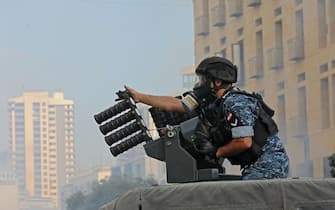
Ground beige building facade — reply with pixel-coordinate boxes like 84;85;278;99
8;91;75;207
192;0;335;177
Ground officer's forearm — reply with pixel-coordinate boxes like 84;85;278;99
139;93;185;112
215;137;252;158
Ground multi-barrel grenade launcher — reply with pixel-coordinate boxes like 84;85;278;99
94;90;241;183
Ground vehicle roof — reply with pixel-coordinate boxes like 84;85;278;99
100;178;335;210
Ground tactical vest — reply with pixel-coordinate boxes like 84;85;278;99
203;89;278;166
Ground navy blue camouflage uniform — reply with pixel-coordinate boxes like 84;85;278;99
219;90;289;180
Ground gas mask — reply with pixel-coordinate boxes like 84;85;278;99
181;75;216;112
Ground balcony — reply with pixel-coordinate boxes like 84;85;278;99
248;56;263;79
228;0;243;18
247;0;261;8
211;5;225;27
288;37;304;61
195;16;209;36
267;48;283;70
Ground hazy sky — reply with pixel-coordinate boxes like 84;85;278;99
0;0;194;169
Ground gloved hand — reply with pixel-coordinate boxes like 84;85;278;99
193;121;218;158
194;137;218;158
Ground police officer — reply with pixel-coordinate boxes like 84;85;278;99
125;56;289;180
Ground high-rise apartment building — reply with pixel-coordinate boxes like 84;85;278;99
8;91;75;207
193;0;335;177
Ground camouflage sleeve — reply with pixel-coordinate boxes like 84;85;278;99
223;93;259;138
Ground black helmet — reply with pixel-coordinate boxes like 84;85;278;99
195;56;238;83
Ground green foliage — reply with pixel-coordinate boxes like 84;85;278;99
66;176;157;210
66;191;86;210
328;153;335;178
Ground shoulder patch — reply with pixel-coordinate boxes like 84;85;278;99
227;112;233;121
227;112;238;127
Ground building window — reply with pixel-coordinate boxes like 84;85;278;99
228;0;243;18
297;9;305;41
33;102;40;107
277;81;285;91
220;37;226;45
195;0;209;36
298;73;306;82
237;27;244;36
277;94;287;143
256;18;262;26
320;63;328;73
288;10;305;61
320;77;330;128
221;48;226;58
211;1;226;27
297;86;308;135
269;20;284;70
332;74;335;127
232;40;245;85
274;7;282;16
15;108;24;113
256;30;264;76
296;0;303;5
204;46;210;54
329;0;335;44
247;0;261;8
318;0;327;48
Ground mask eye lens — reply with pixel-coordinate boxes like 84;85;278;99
196;75;206;85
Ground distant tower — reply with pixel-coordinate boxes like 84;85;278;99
180;65;196;91
8;91;75;207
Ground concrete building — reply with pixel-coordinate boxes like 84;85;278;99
19;197;56;210
181;65;197;91
192;0;335;177
0;152;19;209
8;91;75;208
0;172;19;210
0;151;12;170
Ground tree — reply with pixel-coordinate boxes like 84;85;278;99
66;176;157;210
328;153;335;177
66;191;85;210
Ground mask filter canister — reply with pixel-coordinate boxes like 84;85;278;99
181;80;212;112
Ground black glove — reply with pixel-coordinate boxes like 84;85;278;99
194;138;218;158
194;121;217;158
